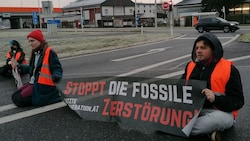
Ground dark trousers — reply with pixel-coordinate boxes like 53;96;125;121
0;64;29;77
12;83;33;107
0;65;12;77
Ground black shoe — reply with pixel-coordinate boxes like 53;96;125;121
3;70;13;78
0;67;4;75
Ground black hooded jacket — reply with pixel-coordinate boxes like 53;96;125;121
181;33;244;112
6;40;26;65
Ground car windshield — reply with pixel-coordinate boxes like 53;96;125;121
216;17;228;22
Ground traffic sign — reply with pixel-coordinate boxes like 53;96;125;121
162;2;169;10
47;20;61;26
32;11;38;25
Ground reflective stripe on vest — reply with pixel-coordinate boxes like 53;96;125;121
186;58;238;119
37;47;55;86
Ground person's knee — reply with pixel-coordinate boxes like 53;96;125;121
213;111;234;128
12;90;32;107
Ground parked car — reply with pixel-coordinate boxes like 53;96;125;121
195;17;239;33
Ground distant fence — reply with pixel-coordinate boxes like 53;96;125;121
227;14;250;24
0;19;11;29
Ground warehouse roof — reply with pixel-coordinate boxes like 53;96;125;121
63;0;105;9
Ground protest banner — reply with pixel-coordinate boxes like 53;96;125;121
57;77;206;137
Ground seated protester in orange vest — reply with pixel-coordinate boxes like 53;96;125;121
181;33;244;139
12;30;63;107
0;40;29;77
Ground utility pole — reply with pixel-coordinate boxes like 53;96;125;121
169;0;173;36
135;0;138;28
154;0;157;32
80;7;84;32
38;0;42;29
222;6;226;19
58;0;60;8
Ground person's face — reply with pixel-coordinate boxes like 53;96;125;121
28;37;41;50
11;45;17;50
195;40;213;62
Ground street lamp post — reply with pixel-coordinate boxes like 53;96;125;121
80;7;84;32
58;0;60;8
38;0;42;29
154;0;157;32
135;0;137;28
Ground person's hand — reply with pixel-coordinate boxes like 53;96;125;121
202;88;215;103
11;61;15;69
53;76;61;83
8;61;12;65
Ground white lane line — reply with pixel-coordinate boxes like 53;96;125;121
0;34;241;125
156;70;185;79
0;104;17;112
229;55;250;62
116;34;239;76
176;37;235;40
156;54;250;79
0;102;67;125
112;47;171;62
117;54;190;77
175;34;187;39
222;34;240;46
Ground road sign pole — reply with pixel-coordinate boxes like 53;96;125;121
38;0;42;29
135;0;137;28
168;0;173;36
154;0;157;33
170;11;173;36
80;7;84;32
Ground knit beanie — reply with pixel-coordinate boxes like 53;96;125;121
27;30;45;42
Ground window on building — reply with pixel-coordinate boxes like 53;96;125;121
130;9;133;13
242;3;250;14
95;8;101;13
105;9;108;14
230;3;250;14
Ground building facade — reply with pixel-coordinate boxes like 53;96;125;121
61;0;166;28
0;2;62;29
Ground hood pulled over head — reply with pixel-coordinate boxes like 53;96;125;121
191;33;223;63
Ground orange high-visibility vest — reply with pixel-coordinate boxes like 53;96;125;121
186;58;238;119
7;51;28;64
37;47;55;86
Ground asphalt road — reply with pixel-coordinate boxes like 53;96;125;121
0;27;249;141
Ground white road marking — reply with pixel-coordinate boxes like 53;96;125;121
156;70;185;79
0;102;67;125
176;37;234;40
229;55;250;62
0;34;245;125
0;104;17;112
156;55;250;79
111;47;170;62
117;54;190;77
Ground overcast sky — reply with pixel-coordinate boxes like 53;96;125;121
1;0;182;8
